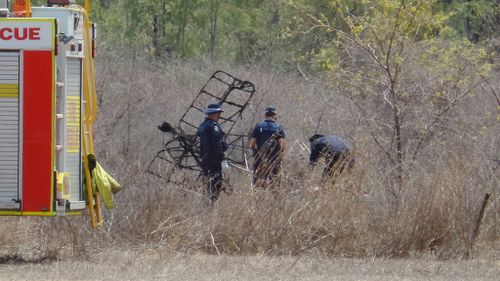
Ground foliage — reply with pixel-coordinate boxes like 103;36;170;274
27;0;496;64
438;0;500;41
303;0;496;196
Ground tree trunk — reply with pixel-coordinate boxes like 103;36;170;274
393;103;404;191
209;0;219;61
176;1;189;57
152;15;161;57
390;77;404;196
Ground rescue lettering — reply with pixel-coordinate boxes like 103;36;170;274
0;27;41;41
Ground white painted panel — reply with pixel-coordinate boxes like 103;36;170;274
0;21;54;50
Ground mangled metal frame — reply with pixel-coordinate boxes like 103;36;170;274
147;70;256;180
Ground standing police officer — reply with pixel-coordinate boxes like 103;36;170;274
249;106;286;186
309;134;354;181
197;103;228;203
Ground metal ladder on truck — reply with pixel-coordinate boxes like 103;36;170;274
80;4;102;228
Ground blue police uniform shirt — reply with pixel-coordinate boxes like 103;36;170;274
310;135;350;163
251;119;285;156
197;118;226;165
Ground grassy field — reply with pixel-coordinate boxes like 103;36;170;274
1;248;500;281
83;59;499;258
0;57;498;279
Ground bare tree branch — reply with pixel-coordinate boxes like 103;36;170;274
412;79;488;161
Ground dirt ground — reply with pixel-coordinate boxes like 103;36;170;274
0;248;499;281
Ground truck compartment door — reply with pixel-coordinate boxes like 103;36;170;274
0;51;21;210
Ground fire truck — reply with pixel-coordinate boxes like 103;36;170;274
0;0;103;228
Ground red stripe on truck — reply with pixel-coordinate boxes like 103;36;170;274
22;50;54;213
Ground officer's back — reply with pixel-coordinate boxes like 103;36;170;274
250;107;285;158
255;121;284;150
314;135;349;154
309;134;350;163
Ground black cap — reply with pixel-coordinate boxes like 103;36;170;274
309;134;324;143
265;106;277;115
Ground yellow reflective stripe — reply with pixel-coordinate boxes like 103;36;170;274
0;84;19;98
64;211;83;216
22;211;56;216
0;93;18;98
0;84;18;89
0;211;23;216
0;211;56;216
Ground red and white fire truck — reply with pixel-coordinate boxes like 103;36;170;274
0;0;102;227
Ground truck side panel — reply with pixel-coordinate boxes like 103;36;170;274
22;50;54;213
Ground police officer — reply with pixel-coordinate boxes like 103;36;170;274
249;106;286;186
309;134;354;181
197;103;228;203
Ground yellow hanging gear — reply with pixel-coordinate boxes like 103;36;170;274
93;162;122;209
83;155;122;210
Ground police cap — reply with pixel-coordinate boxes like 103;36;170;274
205;103;223;114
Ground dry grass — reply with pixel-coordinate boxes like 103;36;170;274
1;56;499;263
1;248;500;281
88;57;498;258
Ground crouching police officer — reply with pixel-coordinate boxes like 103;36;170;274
249;106;286;187
309;134;354;182
197;103;228;203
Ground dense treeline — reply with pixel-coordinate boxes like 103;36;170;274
32;0;500;66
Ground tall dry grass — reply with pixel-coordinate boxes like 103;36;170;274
1;55;498;260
